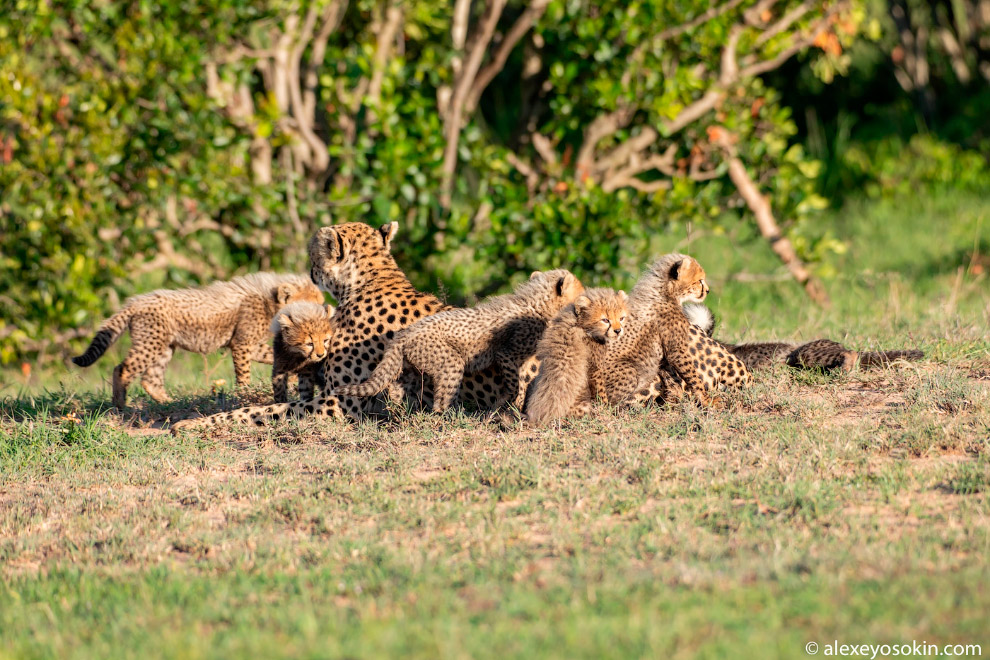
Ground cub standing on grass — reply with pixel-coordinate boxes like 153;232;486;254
71;273;323;409
270;302;335;402
524;288;629;425
332;270;585;413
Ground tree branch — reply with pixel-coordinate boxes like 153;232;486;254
366;4;404;115
440;0;509;208
623;0;747;87
303;0;349;121
715;129;830;306
465;0;551;114
286;8;330;173
575;106;636;179
739;4;844;78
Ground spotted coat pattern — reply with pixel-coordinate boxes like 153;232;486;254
71;273;323;409
171;222;510;432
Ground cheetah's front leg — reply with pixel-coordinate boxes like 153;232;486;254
252;343;275;365
230;342;254;387
495;352;527;410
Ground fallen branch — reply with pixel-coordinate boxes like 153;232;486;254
715;128;830;307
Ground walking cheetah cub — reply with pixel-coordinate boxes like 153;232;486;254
332;270;585;412
525;288;628;425
271;302;336;402
71;273;323;408
607;254;751;407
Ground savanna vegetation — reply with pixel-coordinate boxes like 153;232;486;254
1;0;988;657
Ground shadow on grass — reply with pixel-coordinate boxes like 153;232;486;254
0;383;279;430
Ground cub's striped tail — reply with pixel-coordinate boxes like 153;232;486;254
71;307;136;367
332;340;407;398
859;349;924;368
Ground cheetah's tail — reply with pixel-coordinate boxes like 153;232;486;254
332;340;406;398
70;307;135;367
858;349;924;368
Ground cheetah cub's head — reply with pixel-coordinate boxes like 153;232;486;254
273;279;324;308
573;288;628;344
271;302;336;364
664;255;709;304
524;269;586;315
308;222;399;300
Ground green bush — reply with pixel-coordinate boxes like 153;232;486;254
1;0;862;363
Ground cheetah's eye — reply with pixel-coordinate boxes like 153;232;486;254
600;318;609;324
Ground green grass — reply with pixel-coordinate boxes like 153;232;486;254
1;190;989;659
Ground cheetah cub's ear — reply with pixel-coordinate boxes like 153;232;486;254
324;303;335;317
555;272;584;299
617;290;628;302
573;294;592;316
275;284;295;306
379;221;399;250
668;257;697;281
529;270;543;280
270;312;294;335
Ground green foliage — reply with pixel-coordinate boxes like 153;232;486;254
842;134;990;198
0;0;880;362
0;1;270;362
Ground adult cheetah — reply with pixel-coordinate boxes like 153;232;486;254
333;269;584;412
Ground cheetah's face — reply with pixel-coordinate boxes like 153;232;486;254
667;256;709;304
281;318;334;364
575;289;629;344
308;222;398;300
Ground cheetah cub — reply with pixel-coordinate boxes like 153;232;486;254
71;273;323;408
271;302;336;402
607;254;751;407
332;270;585;413
525;288;628;425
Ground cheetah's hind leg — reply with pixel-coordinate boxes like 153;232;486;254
140;344;175;404
112;320;169;409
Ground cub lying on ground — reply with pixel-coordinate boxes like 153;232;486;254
71;273;323;408
271;302;335;402
681;304;924;372
524;288;628;425
332;270;585;412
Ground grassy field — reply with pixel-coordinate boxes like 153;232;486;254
1;190;988;659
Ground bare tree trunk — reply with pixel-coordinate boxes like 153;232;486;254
440;0;508;208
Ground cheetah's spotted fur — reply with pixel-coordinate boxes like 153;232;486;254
72;273;323;409
333;269;584;412
683;304;923;372
171;222;509;432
